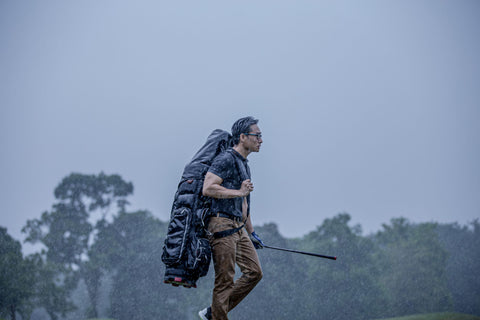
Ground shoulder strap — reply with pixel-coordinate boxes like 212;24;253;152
233;152;250;181
233;153;251;218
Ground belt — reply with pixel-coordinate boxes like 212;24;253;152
216;212;242;222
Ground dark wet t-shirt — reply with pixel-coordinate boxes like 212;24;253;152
207;148;251;219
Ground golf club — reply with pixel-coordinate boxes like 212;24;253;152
263;245;337;260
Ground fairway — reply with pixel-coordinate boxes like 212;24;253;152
377;313;480;320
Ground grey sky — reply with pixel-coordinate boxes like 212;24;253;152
1;0;479;246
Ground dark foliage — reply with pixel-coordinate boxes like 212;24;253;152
7;173;480;320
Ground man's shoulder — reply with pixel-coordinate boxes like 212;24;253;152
208;149;236;177
212;148;235;164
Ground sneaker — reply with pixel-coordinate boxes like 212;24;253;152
198;306;212;320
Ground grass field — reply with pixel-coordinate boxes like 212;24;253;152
85;313;480;320
377;313;480;320
5;312;478;320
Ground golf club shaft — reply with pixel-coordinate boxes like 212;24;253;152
263;245;337;260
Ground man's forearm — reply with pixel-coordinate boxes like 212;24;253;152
245;215;254;234
203;184;243;199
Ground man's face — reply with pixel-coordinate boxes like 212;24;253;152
244;124;263;152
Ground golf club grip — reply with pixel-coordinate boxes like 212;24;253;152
263;245;337;260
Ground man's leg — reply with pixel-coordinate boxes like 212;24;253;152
227;228;263;311
208;217;239;320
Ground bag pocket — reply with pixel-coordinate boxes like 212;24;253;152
162;207;192;265
187;236;212;277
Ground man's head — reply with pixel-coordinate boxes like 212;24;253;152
231;116;262;153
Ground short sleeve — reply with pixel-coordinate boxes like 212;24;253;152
208;152;234;180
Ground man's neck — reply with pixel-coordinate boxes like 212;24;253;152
233;145;249;159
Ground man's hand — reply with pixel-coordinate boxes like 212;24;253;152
250;231;264;249
239;179;254;197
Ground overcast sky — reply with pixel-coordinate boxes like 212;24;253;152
1;1;479;248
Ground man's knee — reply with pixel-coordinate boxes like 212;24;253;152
251;267;263;283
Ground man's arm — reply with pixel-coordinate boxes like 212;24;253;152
203;171;252;199
245;214;254;234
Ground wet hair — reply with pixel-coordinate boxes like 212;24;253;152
231;116;259;145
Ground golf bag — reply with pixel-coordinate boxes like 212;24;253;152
161;129;233;288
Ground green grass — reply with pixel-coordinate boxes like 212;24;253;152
377;312;480;320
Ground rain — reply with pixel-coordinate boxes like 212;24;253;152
1;1;479;320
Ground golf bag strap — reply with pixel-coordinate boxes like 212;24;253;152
201;209;249;239
213;223;246;239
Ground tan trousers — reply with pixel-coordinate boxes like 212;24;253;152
208;217;263;320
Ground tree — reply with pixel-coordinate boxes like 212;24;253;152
375;218;452;317
23;172;133;268
28;253;76;320
298;213;384;320
79;258;104;319
437;220;480;316
92;210;187;320
0;227;35;320
22;172;134;318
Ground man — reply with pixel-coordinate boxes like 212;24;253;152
198;116;264;320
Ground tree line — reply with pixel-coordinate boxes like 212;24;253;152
1;173;479;320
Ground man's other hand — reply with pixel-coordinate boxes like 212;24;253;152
250;231;264;249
